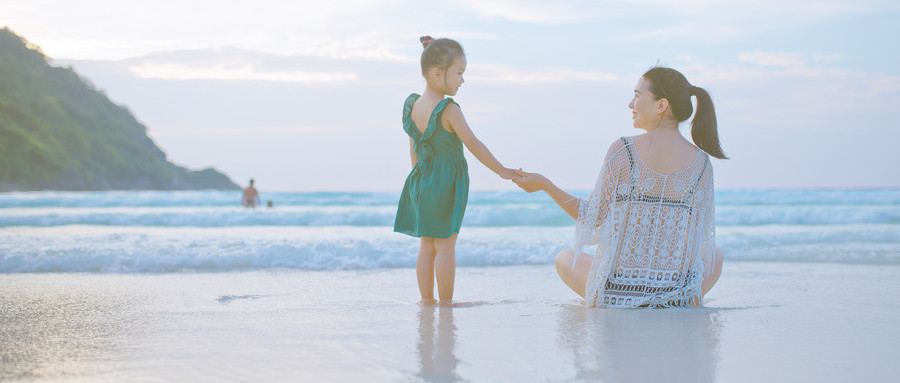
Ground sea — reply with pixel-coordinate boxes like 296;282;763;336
0;189;898;273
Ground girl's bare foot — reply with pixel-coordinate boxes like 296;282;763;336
420;298;438;306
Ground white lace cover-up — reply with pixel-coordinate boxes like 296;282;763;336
576;136;715;308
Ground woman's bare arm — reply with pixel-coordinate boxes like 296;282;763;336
513;172;579;219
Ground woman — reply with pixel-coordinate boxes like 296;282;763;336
514;67;725;308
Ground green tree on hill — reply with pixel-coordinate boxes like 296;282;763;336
0;27;238;191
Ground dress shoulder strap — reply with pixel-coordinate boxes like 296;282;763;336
620;137;636;185
402;94;421;139
403;94;419;121
688;153;710;195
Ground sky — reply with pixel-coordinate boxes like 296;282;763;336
1;0;899;191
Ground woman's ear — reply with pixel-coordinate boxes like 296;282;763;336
656;98;669;115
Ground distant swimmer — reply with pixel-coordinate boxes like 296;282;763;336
242;179;260;208
267;200;274;208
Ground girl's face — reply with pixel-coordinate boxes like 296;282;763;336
432;55;466;96
628;76;664;130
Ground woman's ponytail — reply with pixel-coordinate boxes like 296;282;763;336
690;86;728;159
643;67;728;160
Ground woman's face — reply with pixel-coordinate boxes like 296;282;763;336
628;76;662;130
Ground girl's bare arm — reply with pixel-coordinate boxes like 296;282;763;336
443;103;516;179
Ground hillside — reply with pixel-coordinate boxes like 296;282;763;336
0;28;238;191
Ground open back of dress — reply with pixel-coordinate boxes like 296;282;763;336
576;137;716;308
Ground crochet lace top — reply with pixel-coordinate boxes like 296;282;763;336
575;136;716;308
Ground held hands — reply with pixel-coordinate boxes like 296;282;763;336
498;167;548;193
498;167;520;180
511;168;547;193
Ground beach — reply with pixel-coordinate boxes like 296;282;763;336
2;262;898;382
1;189;899;382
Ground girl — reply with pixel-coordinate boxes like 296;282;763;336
395;36;518;305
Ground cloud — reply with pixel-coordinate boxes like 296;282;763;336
129;63;357;83
812;54;845;63
738;51;806;67
150;126;372;136
685;54;900;96
673;54;900;130
739;51;806;67
457;0;900;33
630;22;743;43
617;0;900;43
458;0;596;23
0;0;412;61
468;64;620;84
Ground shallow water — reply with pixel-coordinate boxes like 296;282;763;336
1;263;898;382
1;189;897;272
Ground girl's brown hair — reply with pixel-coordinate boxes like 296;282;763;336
419;36;464;77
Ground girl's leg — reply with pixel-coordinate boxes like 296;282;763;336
432;234;458;302
555;248;594;298
417;237;437;302
701;247;724;296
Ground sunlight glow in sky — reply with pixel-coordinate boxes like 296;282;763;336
2;0;898;191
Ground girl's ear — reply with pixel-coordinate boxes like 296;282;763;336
430;67;443;80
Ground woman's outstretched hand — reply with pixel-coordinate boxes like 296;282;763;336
498;167;520;180
512;169;547;193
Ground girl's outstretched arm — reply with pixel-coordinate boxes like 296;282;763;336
513;172;579;219
443;103;516;179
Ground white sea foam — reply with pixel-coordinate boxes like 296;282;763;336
0;224;896;273
3;189;897;208
0;189;897;272
1;204;897;227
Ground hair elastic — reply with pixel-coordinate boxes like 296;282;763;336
422;38;434;44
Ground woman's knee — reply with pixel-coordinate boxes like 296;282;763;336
555;248;575;272
702;248;725;296
714;247;724;273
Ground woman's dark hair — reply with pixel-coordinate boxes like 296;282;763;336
419;36;464;77
643;67;728;159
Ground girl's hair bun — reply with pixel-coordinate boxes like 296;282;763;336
418;37;464;76
420;35;434;49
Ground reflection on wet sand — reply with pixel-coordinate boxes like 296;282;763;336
416;305;461;383
0;279;138;381
556;305;721;383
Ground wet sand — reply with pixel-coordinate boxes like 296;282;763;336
1;262;898;382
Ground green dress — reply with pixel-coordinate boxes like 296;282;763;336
394;94;469;238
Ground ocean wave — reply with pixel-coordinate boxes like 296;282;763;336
0;190;401;208
0;226;567;272
3;189;898;209
1;204;897;228
715;188;900;206
0;225;896;273
715;205;900;225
